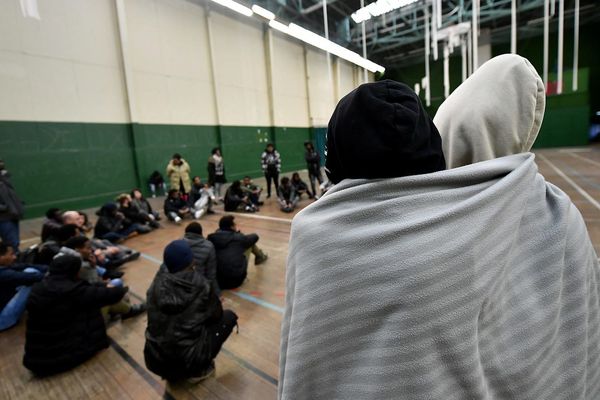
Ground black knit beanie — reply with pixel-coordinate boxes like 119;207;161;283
325;79;446;183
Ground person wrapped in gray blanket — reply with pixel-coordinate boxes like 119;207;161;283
279;55;600;400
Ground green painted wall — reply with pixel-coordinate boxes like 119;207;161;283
1;121;312;218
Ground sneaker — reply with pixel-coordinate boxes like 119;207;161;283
187;363;215;384
121;303;147;320
255;253;268;265
194;209;204;219
152;194;156;198
206;209;216;215
174;216;182;224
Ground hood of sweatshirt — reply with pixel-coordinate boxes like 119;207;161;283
150;267;210;315
433;54;545;168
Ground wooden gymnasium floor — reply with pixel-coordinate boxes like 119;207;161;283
3;147;600;399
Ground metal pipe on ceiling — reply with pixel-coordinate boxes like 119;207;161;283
573;0;579;91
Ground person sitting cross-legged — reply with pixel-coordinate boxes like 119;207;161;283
0;243;47;332
164;189;191;224
207;216;267;290
144;240;238;383
277;177;299;213
117;194;158;230
241;176;263;207
291;172;313;200
189;176;215;220
224;181;257;213
23;255;128;376
184;222;220;295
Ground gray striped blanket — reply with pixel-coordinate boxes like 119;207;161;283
279;152;600;399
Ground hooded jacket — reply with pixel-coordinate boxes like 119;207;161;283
207;229;258;289
144;266;222;380
184;232;219;294
94;204;124;238
23;255;127;376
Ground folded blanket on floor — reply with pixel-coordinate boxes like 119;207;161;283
279;152;600;399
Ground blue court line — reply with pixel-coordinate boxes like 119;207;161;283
230;291;285;314
139;252;285;315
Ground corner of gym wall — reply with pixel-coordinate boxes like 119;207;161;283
0;0;137;217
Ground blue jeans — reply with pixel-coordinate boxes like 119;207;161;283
0;268;39;331
0;220;20;252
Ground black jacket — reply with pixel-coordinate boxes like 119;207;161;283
305;150;321;175
0;172;24;222
164;197;187;215
94;205;124;238
144;266;222;380
207;229;258;289
224;187;245;212
184;232;219;295
23;256;127;376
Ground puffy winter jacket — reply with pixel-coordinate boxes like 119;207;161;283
94;205;124;238
184;232;219;294
207;229;258;289
0;172;24;222
144;266;222;380
23;255;127;376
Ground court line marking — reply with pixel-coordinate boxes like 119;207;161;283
565;151;600;168
140;252;163;265
231;291;285;314
537;154;600;212
221;348;278;386
108;337;176;400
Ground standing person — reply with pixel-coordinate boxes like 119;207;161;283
0;243;47;331
23;255;128;376
166;153;191;198
304;142;323;198
0;160;24;252
207;216;267;290
144;240;238;383
277;177;298;213
261;143;281;199
207;148;226;202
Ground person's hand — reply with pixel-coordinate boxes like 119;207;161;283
181;207;189;213
116;212;125;219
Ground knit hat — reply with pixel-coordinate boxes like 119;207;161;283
325;79;446;183
163;240;194;273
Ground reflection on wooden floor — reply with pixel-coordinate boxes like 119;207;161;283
4;148;600;399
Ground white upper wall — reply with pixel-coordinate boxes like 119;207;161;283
125;0;217;125
0;0;128;122
0;0;369;127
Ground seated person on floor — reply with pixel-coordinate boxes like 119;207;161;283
131;188;161;222
0;243;47;332
291;172;313;199
189;176;215;220
207;216;268;290
36;224;80;265
117;193;159;229
241;176;263;207
277;177;299;213
41;208;62;242
94;202;150;243
224;181;257;213
23;255;128;376
63;210;139;269
183;222;219;295
76;211;94;234
149;170;166;198
164;189;191;224
144;240;238;383
62;236;146;321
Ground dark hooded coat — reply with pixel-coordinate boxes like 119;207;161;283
23;255;127;376
94;203;124;238
144;266;222;380
207;229;258;289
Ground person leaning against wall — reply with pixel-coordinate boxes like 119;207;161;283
166;153;192;198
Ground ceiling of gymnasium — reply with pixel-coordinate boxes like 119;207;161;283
198;0;600;70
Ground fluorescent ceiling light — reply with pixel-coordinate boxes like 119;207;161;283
211;0;253;17
268;20;289;34
351;0;419;23
287;23;385;73
252;5;275;20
